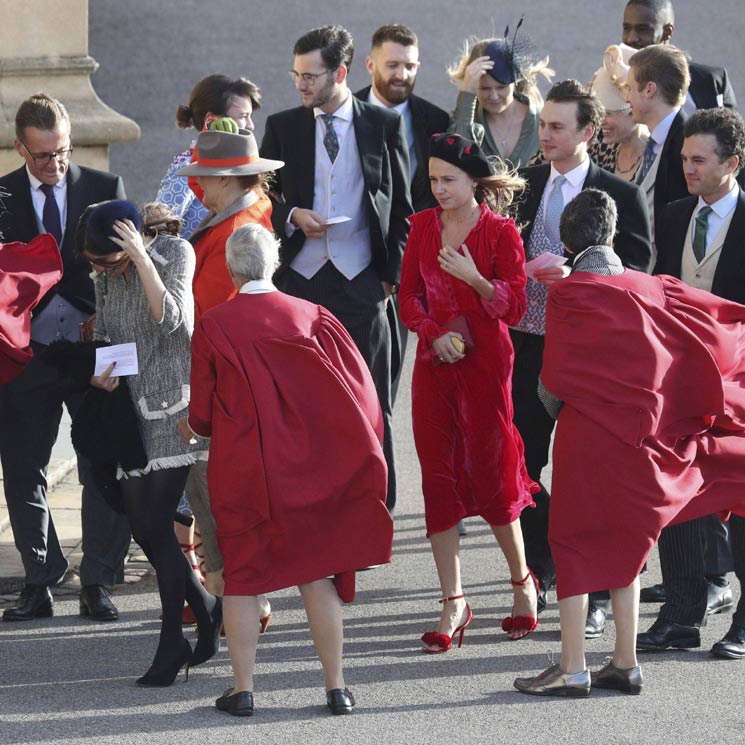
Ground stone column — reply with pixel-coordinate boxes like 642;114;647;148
0;0;139;175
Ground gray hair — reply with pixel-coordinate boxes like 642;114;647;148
560;189;618;254
225;223;280;280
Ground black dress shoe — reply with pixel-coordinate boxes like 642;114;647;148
711;623;745;660
706;582;734;616
636;618;700;651
79;585;118;621
585;603;607;639
326;687;355;715
639;583;666;603
2;585;53;621
215;688;254;716
536;575;554;615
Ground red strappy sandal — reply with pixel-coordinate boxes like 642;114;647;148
502;570;539;639
421;594;474;653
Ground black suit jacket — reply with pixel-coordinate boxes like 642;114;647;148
260;96;413;285
516;161;652;272
650;111;690;244
689;62;738;111
0;162;125;314
354;86;449;213
654;189;745;303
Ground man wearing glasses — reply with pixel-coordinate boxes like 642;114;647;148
261;25;412;512
0;93;130;623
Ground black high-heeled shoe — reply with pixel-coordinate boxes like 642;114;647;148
136;637;192;687
191;597;223;667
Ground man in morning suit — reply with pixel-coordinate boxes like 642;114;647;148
260;25;412;512
624;43;691;260
512;80;652;632
636;109;745;658
0;94;131;622
355;23;449;404
622;0;737;112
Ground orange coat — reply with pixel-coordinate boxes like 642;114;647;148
190;193;273;320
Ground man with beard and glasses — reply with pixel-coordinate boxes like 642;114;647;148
260;25;412;512
355;24;449;405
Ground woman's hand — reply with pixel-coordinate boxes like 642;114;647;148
177;417;197;444
432;333;466;364
439;243;481;285
109;219;149;266
461;56;494;93
90;362;119;392
533;265;571;286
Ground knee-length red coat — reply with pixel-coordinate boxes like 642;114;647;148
188;290;393;600
399;205;537;535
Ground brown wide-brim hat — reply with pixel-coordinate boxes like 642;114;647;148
175;130;284;177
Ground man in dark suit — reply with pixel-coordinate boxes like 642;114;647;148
355;23;449;404
638;108;745;658
624;43;691;255
260;25;412;512
0;94;131;621
512;80;652;631
622;0;737;111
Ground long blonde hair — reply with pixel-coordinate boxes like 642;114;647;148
449;37;554;109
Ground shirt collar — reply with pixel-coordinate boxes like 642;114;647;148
697;180;739;219
368;86;410;116
549;156;590;188
314;91;353;122
239;279;277;294
26;165;66;192
650;108;680;148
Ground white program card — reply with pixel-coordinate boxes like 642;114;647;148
94;343;139;377
323;215;351;225
525;252;568;279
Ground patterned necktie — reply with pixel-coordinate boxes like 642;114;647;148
635;137;657;185
544;174;567;244
321;113;339;163
692;205;713;263
40;183;63;247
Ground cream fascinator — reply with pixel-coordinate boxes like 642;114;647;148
592;43;637;111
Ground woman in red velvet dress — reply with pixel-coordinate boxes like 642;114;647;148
399;134;538;652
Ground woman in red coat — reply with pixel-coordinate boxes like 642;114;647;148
181;224;393;717
399;134;538;652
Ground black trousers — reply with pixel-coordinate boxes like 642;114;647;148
278;263;396;511
510;330;556;585
0;343;131;587
658;514;745;626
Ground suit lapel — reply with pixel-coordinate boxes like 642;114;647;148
352;97;382;193
62;163;83;258
519;165;551;245
712;190;745;300
298;108;317;207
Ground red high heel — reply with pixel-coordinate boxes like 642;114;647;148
502;570;539;639
421;595;474;653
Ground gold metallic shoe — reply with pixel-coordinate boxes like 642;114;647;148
591;658;643;695
514;664;591;697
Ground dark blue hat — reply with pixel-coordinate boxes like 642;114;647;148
484;40;519;85
85;200;142;256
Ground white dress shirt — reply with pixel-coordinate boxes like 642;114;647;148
239;279;278;294
27;165;68;236
692;180;739;255
542;157;591;221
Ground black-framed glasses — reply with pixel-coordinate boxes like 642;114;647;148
21;142;74;165
288;69;333;85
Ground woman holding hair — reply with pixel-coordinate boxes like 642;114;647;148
449;29;553;168
157;74;262;238
80;200;219;686
399;133;538;652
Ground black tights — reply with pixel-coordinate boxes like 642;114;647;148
120;466;215;667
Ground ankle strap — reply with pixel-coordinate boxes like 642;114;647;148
438;594;465;603
510;572;532;587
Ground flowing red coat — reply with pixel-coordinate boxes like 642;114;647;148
543;270;745;599
399;205;537;535
188;291;393;600
0;235;63;383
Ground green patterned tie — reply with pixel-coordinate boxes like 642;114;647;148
692;205;713;263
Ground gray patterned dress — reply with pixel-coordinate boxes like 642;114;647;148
93;234;207;477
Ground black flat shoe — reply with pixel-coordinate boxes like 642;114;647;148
192;597;223;667
636;619;700;651
711;623;745;660
2;585;53;622
136;637;192;687
80;585;118;621
639;583;666;604
591;659;643;694
326;687;355;715
215;688;254;717
585;603;607;640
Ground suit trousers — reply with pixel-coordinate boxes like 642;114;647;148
509;329;556;585
0;343;131;587
278;263;396;511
